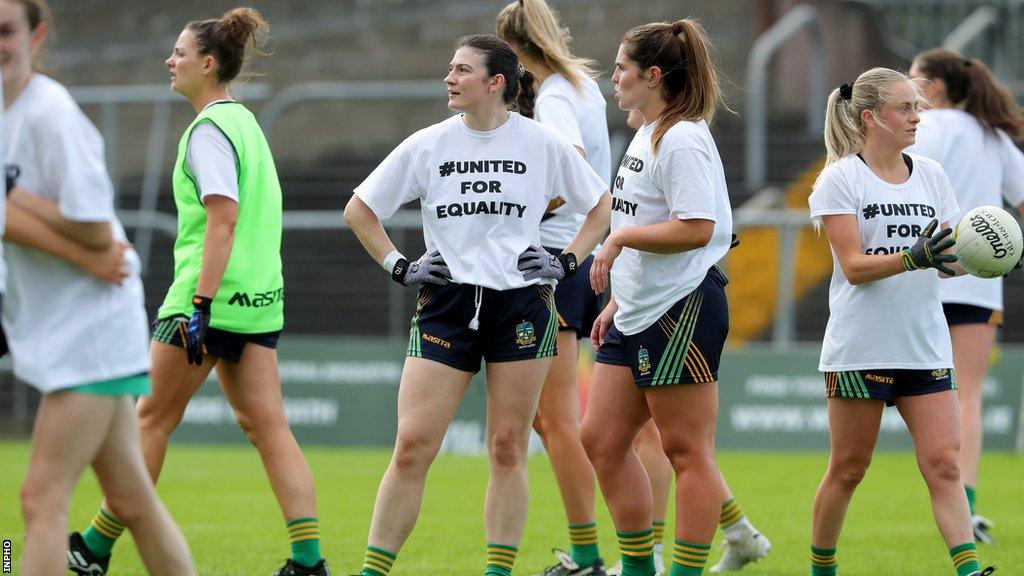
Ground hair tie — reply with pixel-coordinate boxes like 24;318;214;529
671;21;685;36
962;58;972;67
517;62;526;76
839;83;853;101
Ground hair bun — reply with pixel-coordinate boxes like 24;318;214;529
218;7;268;48
671;20;685;35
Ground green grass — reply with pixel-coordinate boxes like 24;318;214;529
1;442;1020;575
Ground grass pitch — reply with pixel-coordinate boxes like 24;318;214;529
0;442;1020;575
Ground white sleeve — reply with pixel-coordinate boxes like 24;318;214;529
535;95;584;151
353;136;426;219
653;146;717;221
936;169;960;225
38;106;115;222
808;164;859;218
551;141;606;215
998;132;1024;208
187;122;239;203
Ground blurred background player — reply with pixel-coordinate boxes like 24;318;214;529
808;68;992;576
66;8;330;576
604;110;770;576
495;0;611;573
907;48;1024;546
582;19;734;576
0;1;194;574
344;34;610;576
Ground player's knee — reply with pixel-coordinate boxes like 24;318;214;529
136;397;186;436
488;424;527;469
919;449;961;487
20;481;67;525
661;437;713;473
581;424;623;470
391;430;439;475
829;453;871;490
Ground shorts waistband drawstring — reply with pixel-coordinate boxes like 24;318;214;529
468;285;483;331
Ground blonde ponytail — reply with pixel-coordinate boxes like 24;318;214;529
495;0;599;91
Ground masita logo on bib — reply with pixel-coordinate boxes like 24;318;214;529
952;206;1024;278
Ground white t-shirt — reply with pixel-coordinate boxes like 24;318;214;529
808;154;959;371
610;119;732;335
187;101;240;203
0;71;6;294
2;74;150;392
534;73;611;249
354;112;606;290
906;108;1024;310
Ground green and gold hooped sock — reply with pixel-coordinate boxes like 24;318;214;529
286;517;322;567
485;543;518;576
361;546;396;576
617;528;655;576
950;542;981;576
569;522;601;566
652;520;666;546
82;508;125;557
669;539;711;575
810;546;837;576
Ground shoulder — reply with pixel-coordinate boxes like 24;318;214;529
401;116;461;149
657;120;714;156
815;156;859;189
21;75;82;119
537;73;577;99
907;153;945;177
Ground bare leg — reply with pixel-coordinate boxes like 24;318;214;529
633;420;672;525
217;344;316;522
811;398;883;549
949;324;995;491
646;382;722;546
366;358;472;553
582;362;652;530
484;357;553;544
534;332;597;526
20;392;114;576
896;391;974;547
91;396;194;576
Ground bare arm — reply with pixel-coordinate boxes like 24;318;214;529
821;214;959;284
4;202;129;284
562;191;611;262
590;217;715;294
194;195;237;299
343;195;398;267
8;187;112;249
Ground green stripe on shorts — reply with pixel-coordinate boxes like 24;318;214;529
72;374;151;396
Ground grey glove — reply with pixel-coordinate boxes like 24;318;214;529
391;250;452;286
517;245;576;281
900;218;957;275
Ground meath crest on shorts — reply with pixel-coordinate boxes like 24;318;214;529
638;346;651;376
515;320;537;347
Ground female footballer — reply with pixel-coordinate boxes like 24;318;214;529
0;1;194;574
344;34;610;576
495;1;611;573
807;67;992;576
907;49;1024;545
68;9;330;576
581;20;734;576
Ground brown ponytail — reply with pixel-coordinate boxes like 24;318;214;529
516;69;537;118
187;7;269;84
622;19;727;154
914;48;1023;138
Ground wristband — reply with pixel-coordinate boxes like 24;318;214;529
558;252;578;279
192;295;213;311
390;258;410;285
382;250;405;272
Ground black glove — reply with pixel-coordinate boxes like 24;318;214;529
391;250;452;286
900;218;957;275
185;295;211;365
517;245;576;281
5;164;20;196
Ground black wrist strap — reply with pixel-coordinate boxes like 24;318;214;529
390;258;409;285
558;252;577;279
192;295;212;311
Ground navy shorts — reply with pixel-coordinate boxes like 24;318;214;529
407;282;558;373
825;368;956;406
942;303;1003;327
151;316;281;363
545;247;601;339
596;266;729;388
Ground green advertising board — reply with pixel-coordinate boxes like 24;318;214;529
173;337;1024;453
